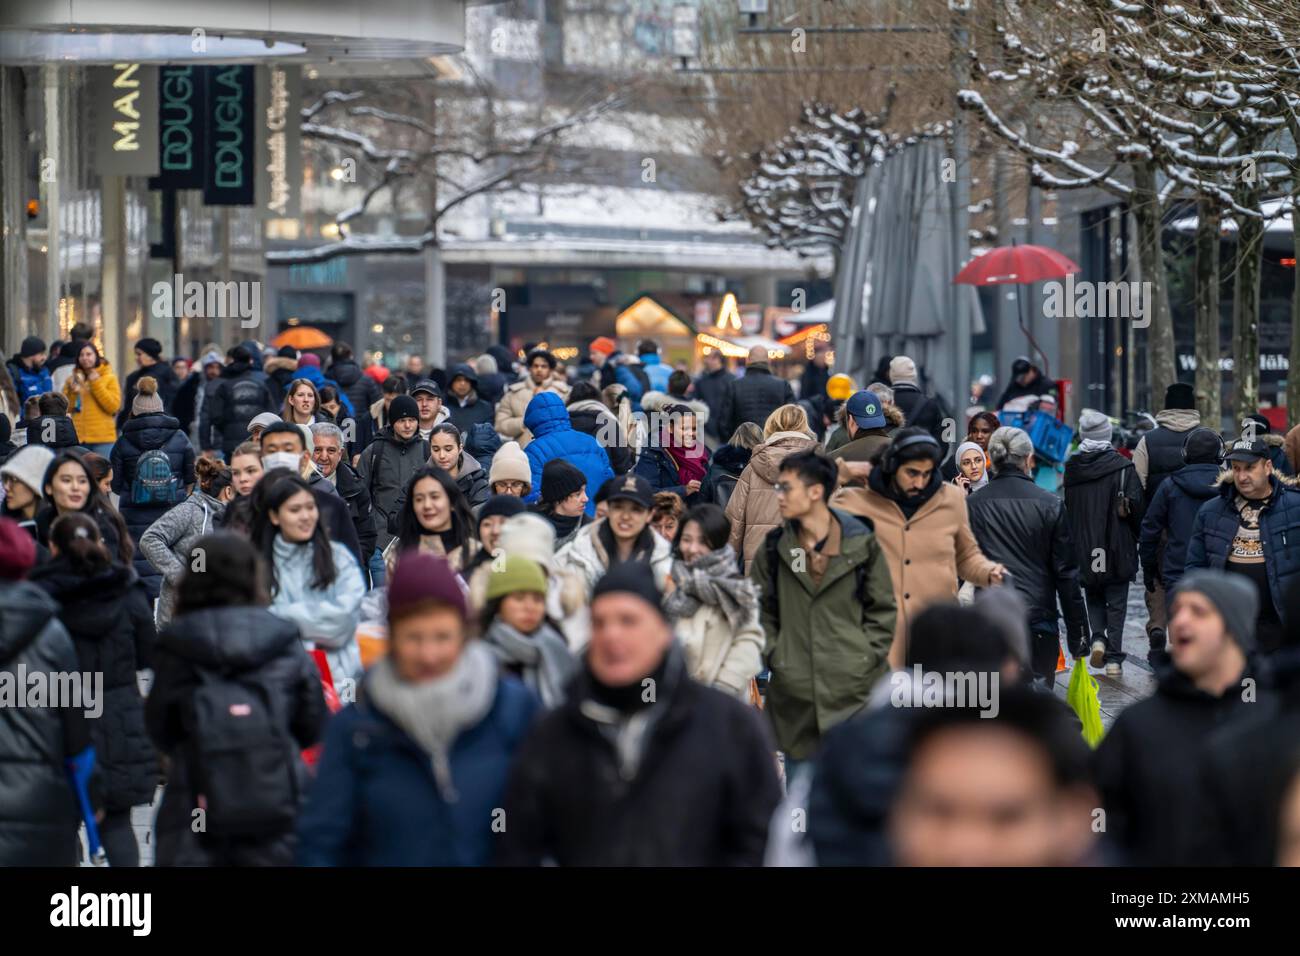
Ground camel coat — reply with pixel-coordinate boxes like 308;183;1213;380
831;481;998;667
724;431;818;571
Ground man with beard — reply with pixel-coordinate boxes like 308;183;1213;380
833;427;1004;668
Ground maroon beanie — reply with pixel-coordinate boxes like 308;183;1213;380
386;551;467;623
0;518;36;580
299;353;322;368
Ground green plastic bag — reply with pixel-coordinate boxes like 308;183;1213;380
1066;658;1106;748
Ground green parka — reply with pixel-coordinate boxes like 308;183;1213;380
750;508;896;759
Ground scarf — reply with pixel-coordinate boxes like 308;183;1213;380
954;441;989;490
364;641;498;802
482;619;578;709
665;433;708;486
664;545;758;632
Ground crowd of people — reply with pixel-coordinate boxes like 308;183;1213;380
1;328;1299;868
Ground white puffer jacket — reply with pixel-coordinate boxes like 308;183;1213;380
673;601;764;699
555;519;673;597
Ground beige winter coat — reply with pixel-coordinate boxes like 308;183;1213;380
725;430;819;571
494;376;571;446
672;596;764;699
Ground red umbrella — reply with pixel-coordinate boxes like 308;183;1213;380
953;242;1080;379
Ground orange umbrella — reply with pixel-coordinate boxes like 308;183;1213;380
271;326;333;350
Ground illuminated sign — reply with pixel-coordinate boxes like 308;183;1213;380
715;293;742;331
257;65;302;219
204;65;256;206
93;64;159;176
152;65;207;189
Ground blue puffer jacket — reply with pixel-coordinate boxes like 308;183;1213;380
7;361;52;402
1185;473;1300;617
111;413;196;600
1138;462;1221;592
296;667;539;866
522;392;614;517
640;353;672;392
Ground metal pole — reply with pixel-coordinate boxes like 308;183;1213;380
950;11;972;420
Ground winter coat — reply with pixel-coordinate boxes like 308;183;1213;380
138;490;227;627
800;362;830;402
639;352;672;392
1062;447;1145;588
297;670;539;866
556;520;673;597
455;450;490;509
667;557;764;697
725;363;795;439
7;358;53;402
750;509;897;759
111;412;196;598
268;536;366;685
1138;461;1221;592
633;444;710;505
446;389;495;437
1094;661;1269;866
724;431;818;570
888;382;945;444
477;371;508;405
263;355;299;407
303;478;366;572
495;376;571;444
330;462;377;567
994;372;1057;411
200;361;274;459
827;429;891;464
146;605;325;866
966;470;1089;644
463;422;501;478
0;581;84;866
1286;423;1300;475
170;371;204;436
118;362;179;429
27;559;158;812
357;426;431;548
1132;408;1200;498
1185;473;1300;621
328;359;381;430
61;362;121;445
693;367;735;442
703;443;751;509
1265;434;1292;476
833;472;999;667
17;415;83;452
567;398;633;475
522;392;614;518
382;530;482;577
496;650;782;866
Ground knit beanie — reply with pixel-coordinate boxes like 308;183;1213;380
134;337;163;359
388;395;419;423
132;375;165;416
1183;427;1223;465
0;445;55;500
889;355;918;386
19;336;45;359
1078;408;1112;443
496;513;557;569
1165;382;1196;411
490;441;531;489
1173;570;1258;652
485;555;548;601
387;551;466;624
299;353;321;368
478;494;527;533
0;517;35;580
541;459;587;505
592;560;666;619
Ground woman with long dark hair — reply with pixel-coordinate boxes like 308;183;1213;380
37;451;133;565
254;472;365;685
427;422;489;509
382;465;480;574
28;512;156;866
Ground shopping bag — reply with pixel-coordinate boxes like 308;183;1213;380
1056;644;1067;673
302;649;343;768
1066;658;1106;748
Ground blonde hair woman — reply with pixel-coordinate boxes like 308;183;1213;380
724;404;818;571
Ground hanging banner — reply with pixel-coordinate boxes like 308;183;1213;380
203;64;256;206
93;63;160;176
151;65;208;190
256;64;302;220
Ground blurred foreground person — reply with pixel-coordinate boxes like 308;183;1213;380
298;552;539;866
888;687;1098;867
146;533;325;866
497;562;781;865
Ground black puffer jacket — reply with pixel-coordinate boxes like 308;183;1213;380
702;443;751;509
27;559;158;812
145;605;326;866
18;415;83;452
447;391;495;436
328;359;380;449
200;361;273;459
1062;447;1145;587
726;364;795;438
967;470;1089;644
889;383;946;444
693;367;735;442
332;462;376;565
111;413;196;598
456;452;490;510
496;649;781;866
0;581;86;866
357;426;431;548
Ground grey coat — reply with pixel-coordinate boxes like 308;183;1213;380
138;490;227;627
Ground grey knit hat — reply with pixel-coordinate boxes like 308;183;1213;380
1173;570;1259;652
1078;408;1112;443
987;426;1034;473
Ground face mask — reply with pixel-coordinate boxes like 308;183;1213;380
262;452;302;474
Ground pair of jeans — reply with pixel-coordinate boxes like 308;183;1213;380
367;547;386;590
1085;580;1129;664
85;441;116;458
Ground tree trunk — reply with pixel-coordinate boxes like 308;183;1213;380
1232;184;1264;426
1193;198;1222;428
1289;195;1300;427
1131;163;1176;409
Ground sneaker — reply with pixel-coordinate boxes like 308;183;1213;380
1089;640;1106;668
1105;662;1122;677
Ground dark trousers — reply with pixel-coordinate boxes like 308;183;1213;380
100;808;140;867
1030;625;1061;687
1145;535;1167;647
1085;581;1129;664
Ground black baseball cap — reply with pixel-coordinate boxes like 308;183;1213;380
603;473;654;509
1224;438;1268;463
411;379;442;398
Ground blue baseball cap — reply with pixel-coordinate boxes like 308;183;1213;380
846;390;886;429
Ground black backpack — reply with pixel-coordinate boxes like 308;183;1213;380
187;666;299;839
